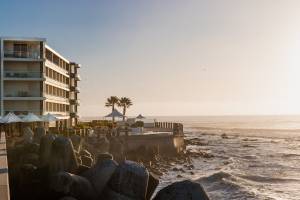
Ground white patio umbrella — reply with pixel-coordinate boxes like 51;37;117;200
1;112;23;136
136;114;146;119
105;109;124;118
1;112;23;123
42;113;58;122
22;113;42;122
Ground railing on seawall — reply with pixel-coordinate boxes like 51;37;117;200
154;122;184;136
0;132;10;200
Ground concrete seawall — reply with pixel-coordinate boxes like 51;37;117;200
0;132;10;200
125;134;185;155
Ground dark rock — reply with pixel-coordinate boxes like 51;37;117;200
24;142;40;154
82;159;118;197
79;149;92;158
39;134;56;167
50;172;97;200
153;180;210;200
49;136;78;174
146;172;159;200
81;155;93;167
76;165;90;175
34;126;46;143
96;153;113;164
21;153;39;166
107;160;149;200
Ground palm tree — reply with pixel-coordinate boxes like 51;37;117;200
105;96;119;122
118;97;133;121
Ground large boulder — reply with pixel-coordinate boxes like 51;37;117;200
80;155;93;167
146;172;159;200
49;136;78;174
82;157;118;197
79;149;92;158
34;126;46;144
105;160;149;200
21;143;40;166
153;180;210;200
39;134;56;167
50;172;97;200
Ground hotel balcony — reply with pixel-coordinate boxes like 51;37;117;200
70;86;80;93
3;49;42;61
70;73;81;81
4;71;44;81
70;99;80;105
4;91;45;101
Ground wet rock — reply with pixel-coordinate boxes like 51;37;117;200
106;160;149;200
76;165;90;175
82;158;118;197
24;142;40;154
21;153;39;166
153;180;210;200
39;134;56;167
79;149;92;158
96;153;113;164
49;136;78;174
50;172;97;200
34;126;46;143
146;172;159;200
18;164;38;199
81;155;93;167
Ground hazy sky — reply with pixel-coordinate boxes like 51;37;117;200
1;0;300;117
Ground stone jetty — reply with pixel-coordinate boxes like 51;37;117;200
5;126;210;200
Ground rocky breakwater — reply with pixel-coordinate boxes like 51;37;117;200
6;127;210;200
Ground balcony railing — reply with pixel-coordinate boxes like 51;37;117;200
5;91;41;97
4;71;43;78
70;99;80;105
4;49;41;59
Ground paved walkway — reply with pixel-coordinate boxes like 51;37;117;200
0;132;10;200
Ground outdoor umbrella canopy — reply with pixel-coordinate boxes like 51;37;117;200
0;116;4;123
105;109;124;118
1;112;23;123
22;113;42;122
42;113;58;122
136;114;146;119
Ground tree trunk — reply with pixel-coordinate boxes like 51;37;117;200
123;107;126;121
112;104;115;122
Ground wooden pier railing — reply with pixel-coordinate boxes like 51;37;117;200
154;122;184;136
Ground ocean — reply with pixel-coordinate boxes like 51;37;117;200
153;116;300;200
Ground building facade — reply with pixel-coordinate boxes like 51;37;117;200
0;37;80;127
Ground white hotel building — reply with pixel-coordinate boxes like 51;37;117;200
0;37;80;127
